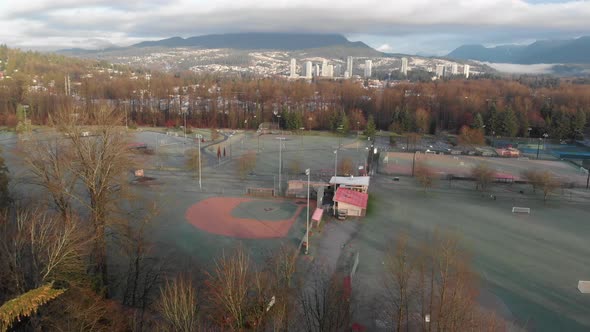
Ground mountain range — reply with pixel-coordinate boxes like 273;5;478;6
447;36;590;64
59;33;382;57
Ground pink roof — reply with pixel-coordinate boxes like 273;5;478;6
334;187;368;209
312;208;324;221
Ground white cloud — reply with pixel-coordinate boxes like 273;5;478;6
376;44;393;53
0;0;589;53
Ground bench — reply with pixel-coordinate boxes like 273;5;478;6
512;207;531;214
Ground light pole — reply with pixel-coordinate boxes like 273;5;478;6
305;168;310;255
277;137;286;195
333;149;339;217
196;134;202;190
536;133;548;159
372;147;378;175
412;150;418;177
229;134;233;160
334;149;338;178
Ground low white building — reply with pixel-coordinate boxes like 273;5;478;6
329;176;370;193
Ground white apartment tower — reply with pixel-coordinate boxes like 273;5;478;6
451;63;458;75
401;57;408;76
321;60;328;77
435;64;445;78
305;61;313;79
463;64;470;78
289;58;297;78
364;60;372;78
346;56;353;78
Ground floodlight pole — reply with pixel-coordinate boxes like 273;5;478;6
333;149;338;218
334;149;338;178
277;137;286;195
306;168;310;255
412;151;417;177
197;134;202;190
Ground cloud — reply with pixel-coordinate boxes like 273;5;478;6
0;0;589;53
376;44;393;52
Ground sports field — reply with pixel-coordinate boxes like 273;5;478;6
381;151;589;186
352;176;590;331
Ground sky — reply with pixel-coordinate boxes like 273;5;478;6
1;0;589;55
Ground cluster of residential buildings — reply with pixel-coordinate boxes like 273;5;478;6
289;56;471;81
435;63;470;79
289;57;374;80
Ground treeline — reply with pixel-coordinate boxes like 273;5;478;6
1;46;589;139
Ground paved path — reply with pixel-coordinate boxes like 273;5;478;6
307;220;360;275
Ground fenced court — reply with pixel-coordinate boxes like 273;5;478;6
380;152;589;186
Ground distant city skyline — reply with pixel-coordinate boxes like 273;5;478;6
1;0;590;55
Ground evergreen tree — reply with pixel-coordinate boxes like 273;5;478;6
339;112;350;135
486;104;499;134
500;108;518;137
550;110;570;139
365;115;377;138
472;113;485;129
401;109;413;132
572;109;587;135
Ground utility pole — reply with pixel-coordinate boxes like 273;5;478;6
277;137;286;195
334;149;338;178
196;134;202;190
305;168;310;255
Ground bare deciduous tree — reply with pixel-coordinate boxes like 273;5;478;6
266;244;298;330
0;206;88;298
383;233;414;331
237;150;257;179
521;169;541;193
338;157;354;176
297;267;352;332
157;275;200;332
471;163;495;191
539;171;560;202
51;105;133;290
206;246;252;330
184;148;201;172
414;162;436;192
21;137;78;222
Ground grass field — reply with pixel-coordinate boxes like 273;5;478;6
352;176;590;331
381;152;589;186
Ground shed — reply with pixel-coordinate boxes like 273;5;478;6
333;187;368;217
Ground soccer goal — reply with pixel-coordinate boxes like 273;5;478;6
579;281;590;294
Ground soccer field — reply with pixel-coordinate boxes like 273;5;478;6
352;176;590;331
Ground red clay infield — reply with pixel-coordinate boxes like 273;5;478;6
185;197;304;239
